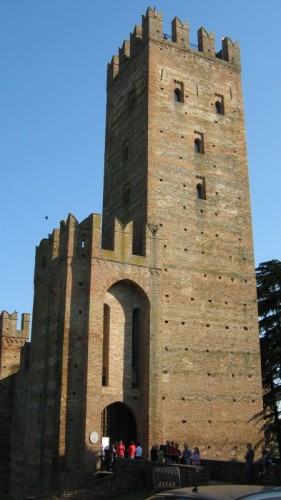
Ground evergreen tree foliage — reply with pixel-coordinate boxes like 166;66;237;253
256;260;281;455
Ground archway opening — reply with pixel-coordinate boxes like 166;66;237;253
102;402;137;446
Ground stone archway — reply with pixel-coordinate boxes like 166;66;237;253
102;402;137;446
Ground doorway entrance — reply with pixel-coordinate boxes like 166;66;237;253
102;402;137;446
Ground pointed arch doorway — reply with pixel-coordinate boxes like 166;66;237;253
102;402;137;445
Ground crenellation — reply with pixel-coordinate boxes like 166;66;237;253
112;218;130;261
0;311;29;378
88;213;102;250
0;311;30;340
51;228;60;260
108;10;240;86
118;40;130;69
142;7;163;42
172;17;189;48
130;24;142;55
107;55;119;86
20;313;30;338
34;212;160;272
221;37;241;69
198;27;215;57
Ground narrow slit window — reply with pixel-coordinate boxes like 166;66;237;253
124;184;130;205
196;176;206;200
174;88;182;102
102;304;110;386
215;94;224;115
174;80;184;103
194;131;204;154
132;308;140;388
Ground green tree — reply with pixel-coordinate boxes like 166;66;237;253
256;259;281;456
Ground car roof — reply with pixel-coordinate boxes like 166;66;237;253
145;484;281;500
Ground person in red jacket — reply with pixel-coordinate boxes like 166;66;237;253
115;440;125;458
127;440;136;459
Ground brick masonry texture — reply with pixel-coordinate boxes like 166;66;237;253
0;7;263;499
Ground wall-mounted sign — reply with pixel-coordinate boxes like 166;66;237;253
89;431;99;444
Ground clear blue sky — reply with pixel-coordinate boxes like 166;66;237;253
1;0;281;322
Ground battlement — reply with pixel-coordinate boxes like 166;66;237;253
35;213;162;275
107;7;240;83
0;311;30;340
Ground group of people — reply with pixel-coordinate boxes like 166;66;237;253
114;440;143;459
101;440;143;470
101;439;201;471
150;441;201;466
242;442;276;482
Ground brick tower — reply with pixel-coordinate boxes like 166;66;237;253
8;8;263;497
102;7;263;455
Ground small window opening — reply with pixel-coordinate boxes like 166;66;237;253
215;101;223;114
194;131;204;153
174;80;184;103
174;88;182;102
215;94;224;115
124;184;130;205
194;139;201;153
196;176;206;200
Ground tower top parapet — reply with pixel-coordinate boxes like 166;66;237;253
107;7;240;83
0;311;30;339
35;213;162;277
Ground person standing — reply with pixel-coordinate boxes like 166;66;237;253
258;445;271;478
166;441;177;464
182;443;192;465
135;443;143;459
174;443;182;464
242;442;255;482
150;444;158;461
191;447;201;466
115;440;125;459
127;440;136;459
157;445;165;463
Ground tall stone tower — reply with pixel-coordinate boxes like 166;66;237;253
102;7;263;454
8;8;263;497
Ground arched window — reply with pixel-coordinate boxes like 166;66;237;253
215;100;223;114
215;94;224;115
194;138;201;153
102;304;110;386
196;183;203;199
174;88;182;102
194;132;204;154
132;308;140;388
196;177;206;200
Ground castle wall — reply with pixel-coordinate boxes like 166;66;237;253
10;214;162;497
7;7;263;498
0;312;30;493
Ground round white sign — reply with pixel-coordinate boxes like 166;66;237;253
89;431;99;444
